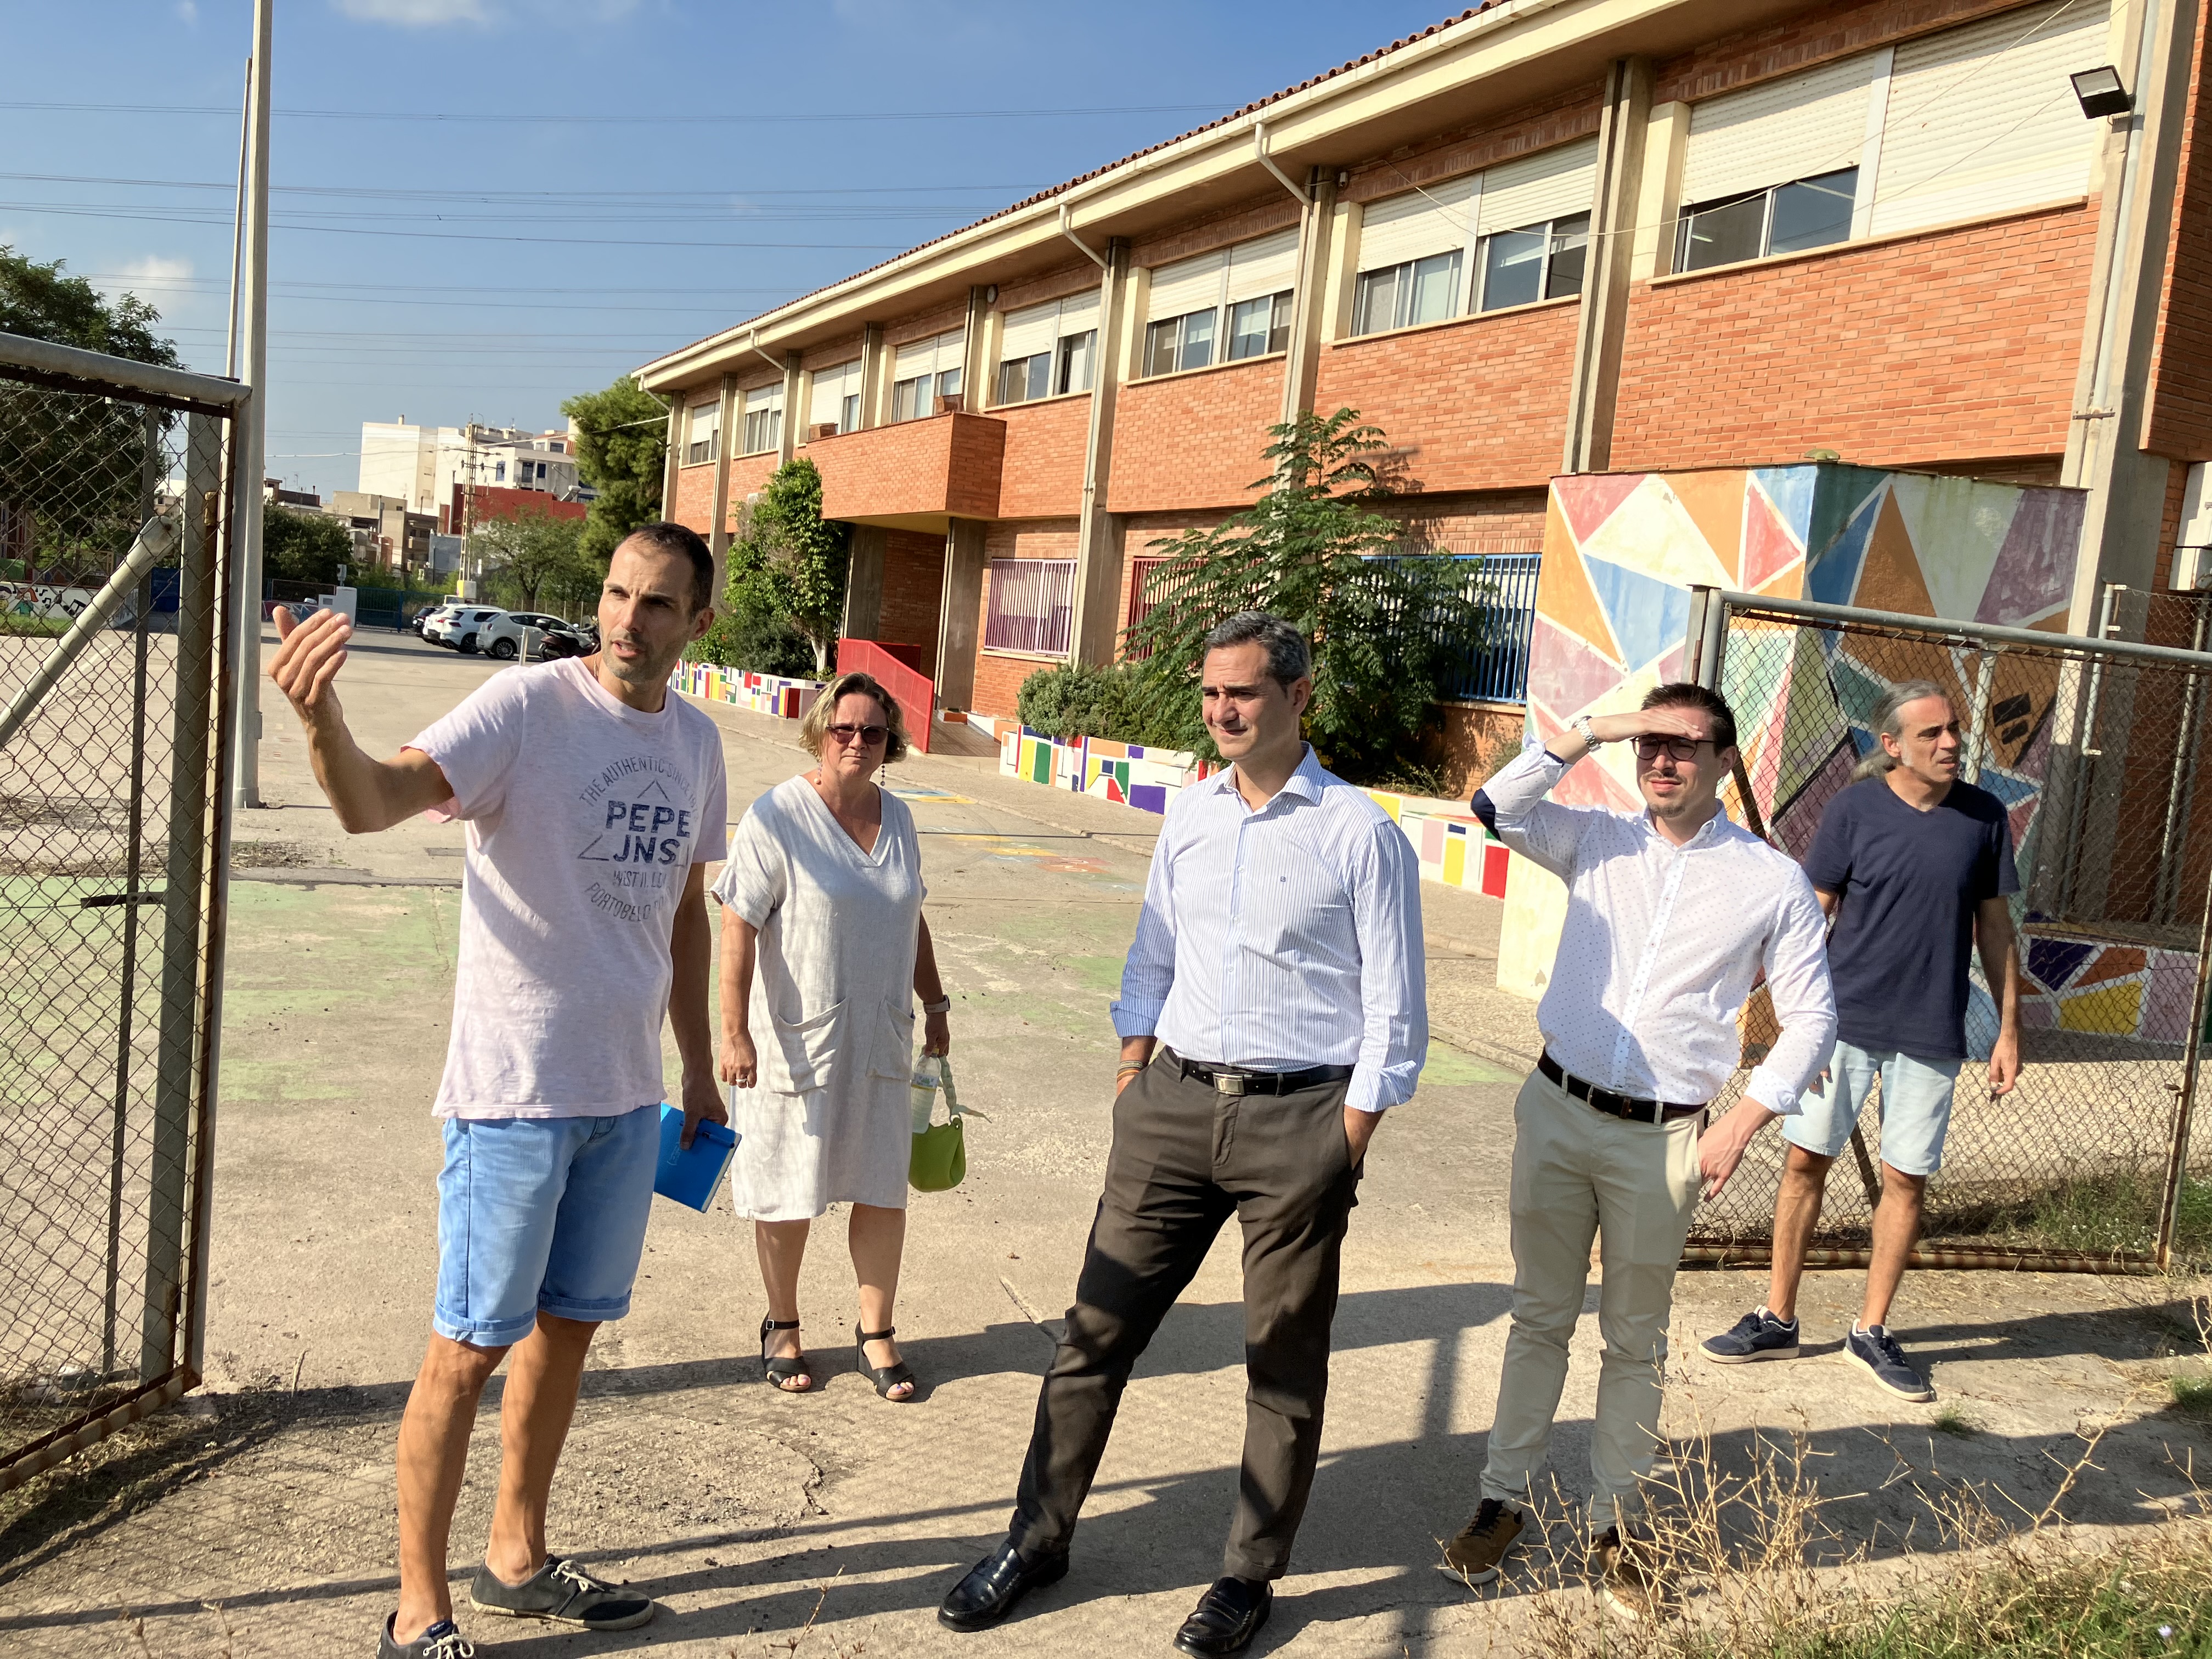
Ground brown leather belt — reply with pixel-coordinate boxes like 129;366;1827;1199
1539;1052;1706;1126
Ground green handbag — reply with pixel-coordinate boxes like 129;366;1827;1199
909;1057;973;1193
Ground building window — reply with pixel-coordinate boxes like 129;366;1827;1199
1056;329;1096;395
1144;308;1216;377
742;383;785;455
890;328;966;422
493;461;506;482
996;351;1050;407
1353;251;1461;335
983;558;1076;656
1677;167;1858;272
995;291;1103;406
809;360;863;435
1475;212;1590;311
1226;291;1291;361
686;402;718;465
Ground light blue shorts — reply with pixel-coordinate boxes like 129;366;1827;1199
433;1105;660;1348
1782;1041;1962;1178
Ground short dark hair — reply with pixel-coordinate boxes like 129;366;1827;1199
1202;612;1311;690
1641;682;1738;753
617;521;715;614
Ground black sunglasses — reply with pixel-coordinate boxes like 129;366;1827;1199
1632;736;1716;761
826;721;889;747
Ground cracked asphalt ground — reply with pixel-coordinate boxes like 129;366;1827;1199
2;628;2207;1657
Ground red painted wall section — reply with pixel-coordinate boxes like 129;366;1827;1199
2145;0;2212;461
1611;204;2096;472
1108;360;1284;513
878;528;945;679
992;396;1090;519
1314;303;1581;493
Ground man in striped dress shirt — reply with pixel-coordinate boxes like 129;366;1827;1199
1440;684;1835;1621
939;613;1427;1657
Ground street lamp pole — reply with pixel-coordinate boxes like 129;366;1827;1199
229;0;273;811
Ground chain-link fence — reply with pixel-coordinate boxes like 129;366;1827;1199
1681;587;2212;1272
0;335;242;1489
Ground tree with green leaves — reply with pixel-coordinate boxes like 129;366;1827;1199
561;375;669;567
1122;408;1483;781
468;509;595;616
262;504;356;585
0;247;183;584
723;457;848;675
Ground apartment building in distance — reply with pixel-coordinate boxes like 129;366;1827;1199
357;419;585;530
636;0;2210;743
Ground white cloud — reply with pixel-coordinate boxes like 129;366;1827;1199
176;1;199;21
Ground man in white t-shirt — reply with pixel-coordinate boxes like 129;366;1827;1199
266;522;729;1659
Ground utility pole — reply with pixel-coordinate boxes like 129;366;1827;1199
229;0;273;811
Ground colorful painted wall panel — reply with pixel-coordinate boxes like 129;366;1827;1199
672;662;825;721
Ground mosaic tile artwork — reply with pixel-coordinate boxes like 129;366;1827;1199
672;661;823;720
991;726;1512;899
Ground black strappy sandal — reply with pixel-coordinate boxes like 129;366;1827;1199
855;1323;916;1401
759;1316;812;1393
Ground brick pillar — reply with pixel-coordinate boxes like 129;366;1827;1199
1069;238;1132;668
936;518;987;710
843;523;885;641
1562;55;1651;476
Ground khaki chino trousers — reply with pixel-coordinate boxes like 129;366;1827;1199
1480;1066;1703;1528
1009;1051;1360;1581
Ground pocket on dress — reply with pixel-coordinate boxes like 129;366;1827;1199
869;997;916;1080
764;1000;846;1093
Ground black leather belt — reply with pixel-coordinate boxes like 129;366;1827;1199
1538;1052;1706;1125
1164;1048;1355;1097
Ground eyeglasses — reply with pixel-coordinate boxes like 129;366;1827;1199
826;722;888;747
1633;736;1716;761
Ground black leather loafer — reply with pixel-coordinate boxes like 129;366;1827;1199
1173;1576;1272;1657
938;1538;1070;1632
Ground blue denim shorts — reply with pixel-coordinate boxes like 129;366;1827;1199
1782;1041;1962;1178
433;1105;660;1348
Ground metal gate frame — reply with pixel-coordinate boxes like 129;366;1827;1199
1680;584;2212;1274
0;331;247;1491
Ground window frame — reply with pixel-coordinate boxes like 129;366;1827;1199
1674;166;1860;274
982;557;1077;657
740;384;785;456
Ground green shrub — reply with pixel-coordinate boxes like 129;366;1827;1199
1015;661;1155;743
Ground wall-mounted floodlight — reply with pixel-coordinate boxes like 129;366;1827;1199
2071;65;2132;118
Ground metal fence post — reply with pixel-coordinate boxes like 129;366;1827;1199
141;414;219;1381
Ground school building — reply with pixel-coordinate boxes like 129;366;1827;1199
635;0;2211;755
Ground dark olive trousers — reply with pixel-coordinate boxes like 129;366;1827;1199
1008;1051;1361;1581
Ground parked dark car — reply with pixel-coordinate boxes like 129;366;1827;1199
409;604;454;639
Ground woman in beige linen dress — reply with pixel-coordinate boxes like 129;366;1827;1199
713;672;951;1402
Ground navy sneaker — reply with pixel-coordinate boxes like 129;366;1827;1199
1843;1324;1934;1402
379;1615;474;1658
1701;1308;1801;1364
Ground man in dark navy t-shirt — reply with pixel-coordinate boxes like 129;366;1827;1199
1703;680;2021;1404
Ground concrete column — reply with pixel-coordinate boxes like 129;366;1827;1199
961;285;992;412
2063;0;2197;630
708;372;737;573
843;523;886;641
859;324;885;428
1627;100;1689;281
659;397;683;521
1562;55;1653;475
779;353;802;465
1069;238;1133;668
1280;166;1340;422
936;518;988;710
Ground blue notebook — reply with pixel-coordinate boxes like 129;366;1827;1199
653;1104;738;1212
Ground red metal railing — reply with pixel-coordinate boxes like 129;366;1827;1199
836;637;936;755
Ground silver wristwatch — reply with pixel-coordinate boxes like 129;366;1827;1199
1572;713;1605;748
922;996;952;1015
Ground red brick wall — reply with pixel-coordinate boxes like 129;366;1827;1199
994;397;1090;518
672;462;714;535
887;301;968;350
972;653;1059;720
813;413;1004;522
2146;1;2212;462
1108;360;1284;513
724;452;782;534
802;332;866;374
1314;302;1581;492
1611;203;2095;472
946;414;1007;519
1422;703;1527;795
1131;193;1303;271
877;528;945;677
1654;0;2044;104
1382;491;1549;552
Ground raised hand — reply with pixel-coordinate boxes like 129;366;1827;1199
1588;706;1708;747
269;606;352;729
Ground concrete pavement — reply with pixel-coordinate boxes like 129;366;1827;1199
0;627;2203;1657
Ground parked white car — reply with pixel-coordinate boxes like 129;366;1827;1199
476;611;584;662
425;605;505;653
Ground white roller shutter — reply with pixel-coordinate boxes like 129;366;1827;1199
1146;250;1227;321
1357;174;1476;272
1055;289;1099;336
1681;53;1878;204
891;336;938;379
689;402;718;444
1226;227;1301;303
1476;137;1601;233
746;382;783;415
809;360;857;427
1870;0;2109;236
998;300;1058;362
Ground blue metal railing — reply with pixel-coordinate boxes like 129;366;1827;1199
1365;550;1541;704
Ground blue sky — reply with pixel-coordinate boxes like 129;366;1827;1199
1;1;1463;499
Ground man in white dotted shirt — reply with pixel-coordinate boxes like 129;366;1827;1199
1439;684;1835;1620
